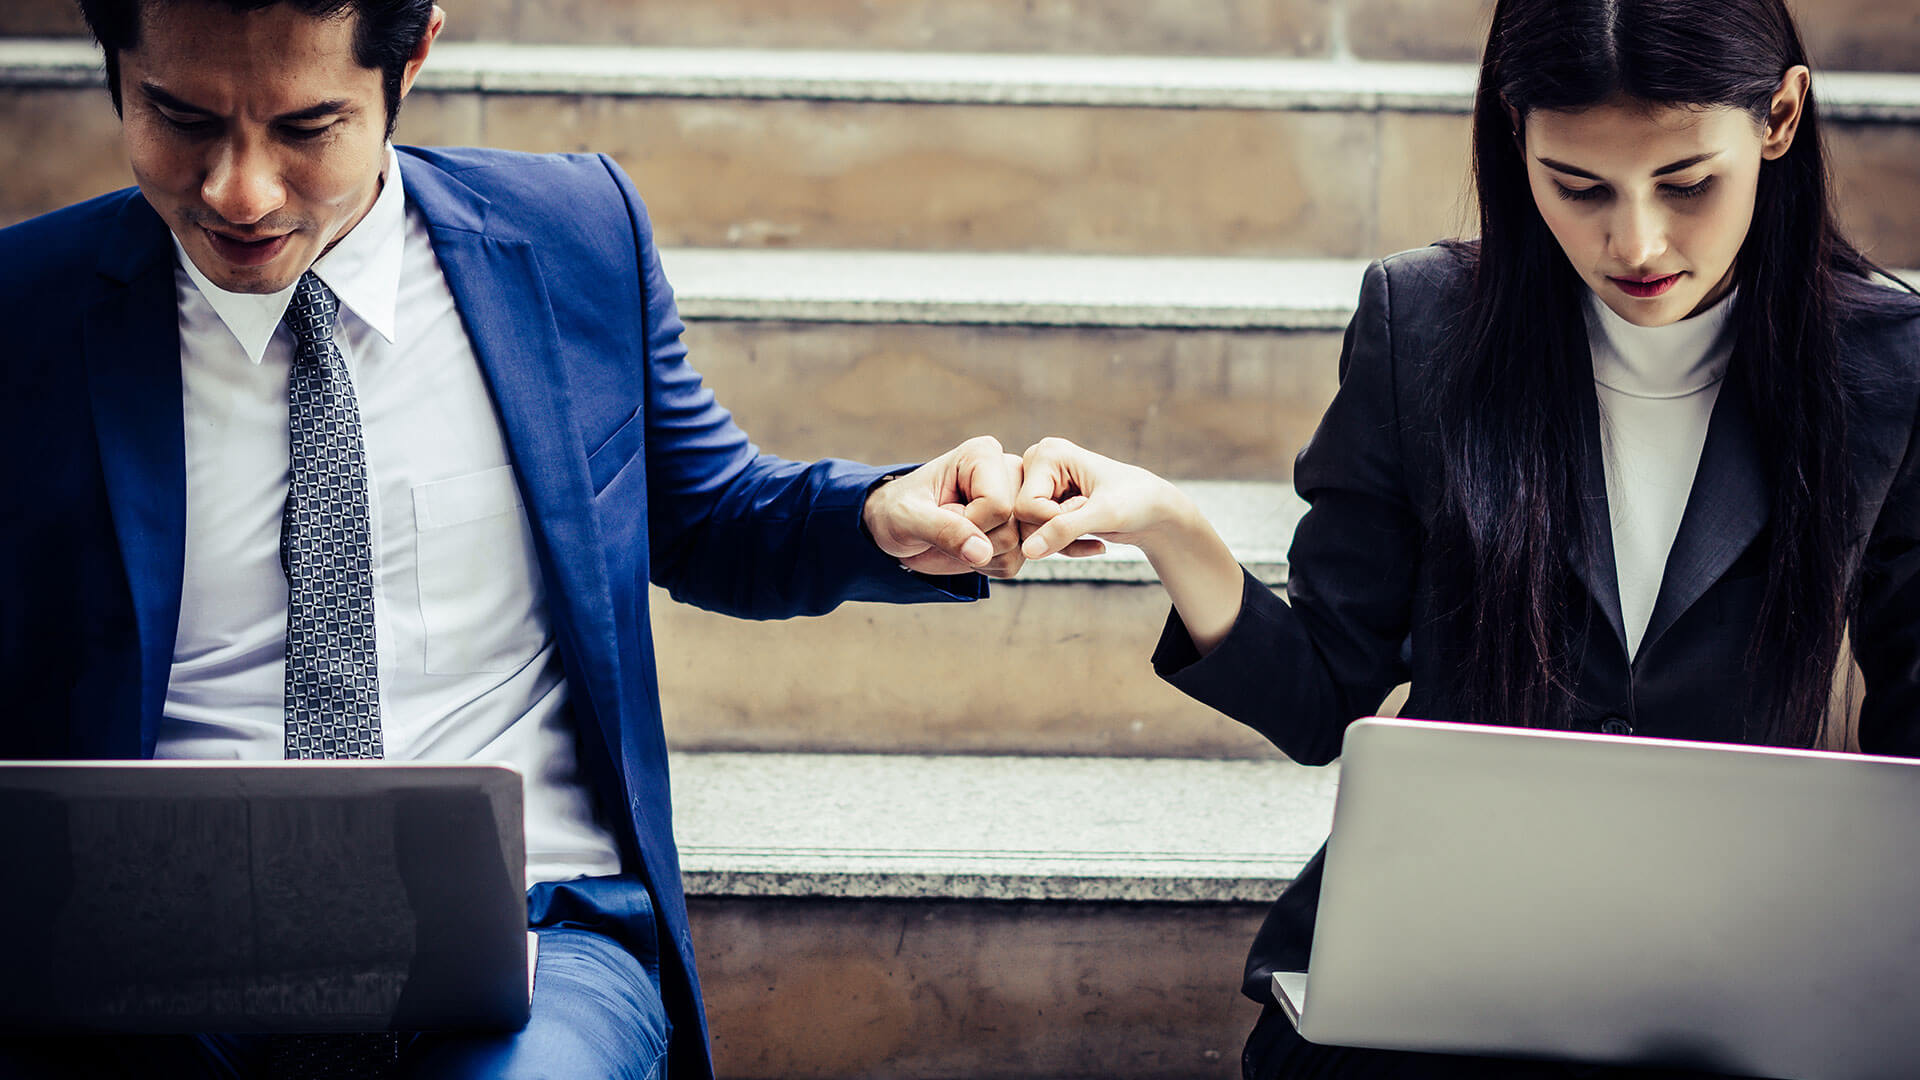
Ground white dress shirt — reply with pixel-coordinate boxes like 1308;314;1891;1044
158;147;624;886
1585;288;1739;659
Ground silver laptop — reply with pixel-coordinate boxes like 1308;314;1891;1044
0;761;530;1034
1274;717;1920;1080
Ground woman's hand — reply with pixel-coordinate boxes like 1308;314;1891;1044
1014;437;1195;560
1015;437;1246;653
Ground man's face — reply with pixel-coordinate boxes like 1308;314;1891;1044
119;1;404;294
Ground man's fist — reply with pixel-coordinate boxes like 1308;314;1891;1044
862;436;1026;579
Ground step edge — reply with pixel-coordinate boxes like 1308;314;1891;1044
667;254;1918;327
4;40;1917;120
677;297;1358;331
664;251;1374;328
681;867;1308;903
669;751;1339;903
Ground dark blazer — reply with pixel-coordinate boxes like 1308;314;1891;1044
0;145;981;1078
1150;244;1920;1000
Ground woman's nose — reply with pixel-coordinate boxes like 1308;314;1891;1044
1607;200;1669;270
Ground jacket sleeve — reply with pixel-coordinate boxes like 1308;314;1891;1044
1852;350;1920;758
1152;258;1420;765
596;154;986;617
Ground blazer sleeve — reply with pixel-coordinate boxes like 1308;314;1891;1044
1852;363;1920;758
595;154;986;617
1152;258;1420;765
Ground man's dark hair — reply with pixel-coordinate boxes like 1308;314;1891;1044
75;0;435;137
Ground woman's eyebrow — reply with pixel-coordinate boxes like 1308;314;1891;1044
1651;151;1722;176
1535;150;1723;180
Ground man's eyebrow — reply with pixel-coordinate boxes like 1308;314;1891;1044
278;99;356;123
1535;151;1723;181
137;82;355;123
139;82;210;115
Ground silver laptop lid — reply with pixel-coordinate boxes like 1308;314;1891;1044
0;761;528;1034
1301;717;1920;1080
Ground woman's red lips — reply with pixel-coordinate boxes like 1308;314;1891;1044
1609;272;1683;299
202;226;291;268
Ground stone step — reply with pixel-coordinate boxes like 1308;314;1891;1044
8;0;1912;71
665;249;1367;330
672;751;1336;901
668;250;1364;482
663;249;1915;484
656;480;1319;761
674;750;1338;1078
5;42;1918;263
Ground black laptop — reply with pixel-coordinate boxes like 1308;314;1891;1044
0;761;529;1034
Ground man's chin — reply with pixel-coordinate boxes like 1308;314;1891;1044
167;222;305;294
212;272;302;295
188;246;305;295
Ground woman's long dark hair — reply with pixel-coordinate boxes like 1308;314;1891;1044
1434;0;1914;746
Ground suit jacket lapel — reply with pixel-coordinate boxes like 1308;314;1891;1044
402;154;627;754
1640;358;1767;655
83;193;187;757
1570;341;1629;656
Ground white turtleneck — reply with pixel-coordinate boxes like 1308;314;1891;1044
1584;288;1738;659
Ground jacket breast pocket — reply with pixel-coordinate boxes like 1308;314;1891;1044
412;466;551;674
587;407;644;495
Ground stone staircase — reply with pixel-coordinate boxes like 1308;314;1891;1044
4;0;1918;1076
674;751;1337;1077
8;39;1919;259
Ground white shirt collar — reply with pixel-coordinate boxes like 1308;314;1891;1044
1584;285;1739;400
172;145;407;365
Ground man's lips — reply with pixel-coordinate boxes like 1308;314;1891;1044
1608;272;1683;299
201;226;292;267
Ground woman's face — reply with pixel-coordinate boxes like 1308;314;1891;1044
1520;73;1807;328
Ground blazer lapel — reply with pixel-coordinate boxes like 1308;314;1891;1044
1570;345;1629;656
403;155;627;756
82;194;188;757
1639;359;1767;656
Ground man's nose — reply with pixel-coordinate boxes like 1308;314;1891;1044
200;141;286;227
1607;199;1668;270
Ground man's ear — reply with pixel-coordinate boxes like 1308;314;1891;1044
1762;65;1811;161
396;5;446;104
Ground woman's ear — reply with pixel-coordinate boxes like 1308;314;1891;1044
1505;100;1524;146
1761;65;1811;161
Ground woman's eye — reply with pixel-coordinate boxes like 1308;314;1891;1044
1664;177;1715;200
1553;182;1606;203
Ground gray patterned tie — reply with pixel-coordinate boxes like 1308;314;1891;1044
281;270;383;760
274;271;398;1078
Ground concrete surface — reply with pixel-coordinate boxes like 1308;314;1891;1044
671;750;1339;901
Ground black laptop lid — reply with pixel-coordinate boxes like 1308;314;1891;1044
0;762;527;1034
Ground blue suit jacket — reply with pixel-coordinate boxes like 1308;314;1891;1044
0;145;983;1077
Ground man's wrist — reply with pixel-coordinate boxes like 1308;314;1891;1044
859;468;917;560
860;470;909;539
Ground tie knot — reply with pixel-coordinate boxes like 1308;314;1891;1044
283;271;340;347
